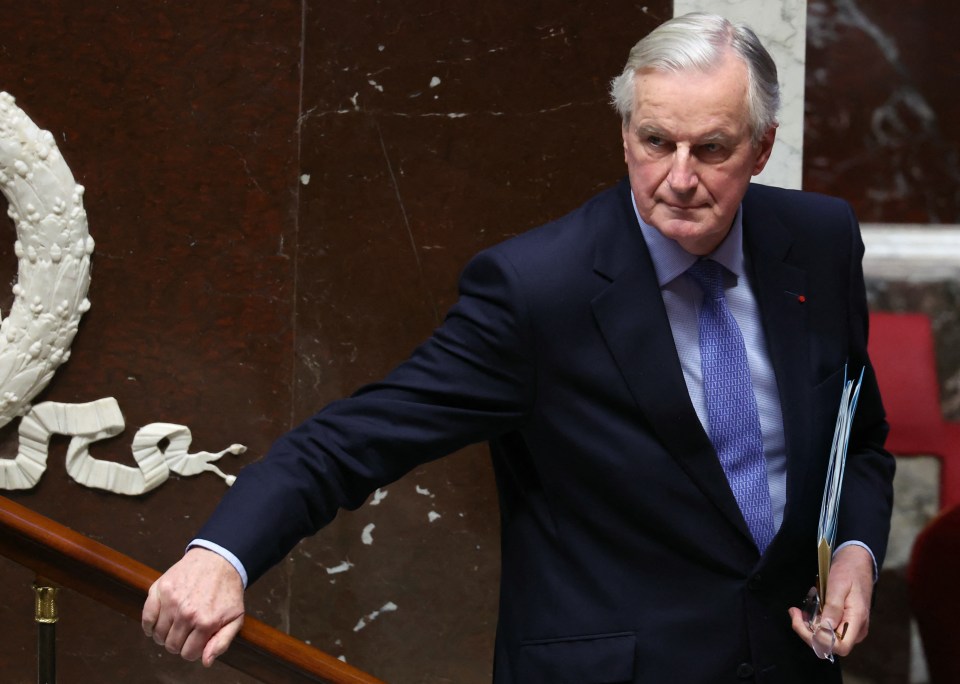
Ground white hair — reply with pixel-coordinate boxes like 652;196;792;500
610;12;780;143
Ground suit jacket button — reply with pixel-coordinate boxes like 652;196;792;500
737;662;755;679
748;574;762;591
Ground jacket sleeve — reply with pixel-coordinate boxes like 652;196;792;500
195;247;536;584
834;202;896;570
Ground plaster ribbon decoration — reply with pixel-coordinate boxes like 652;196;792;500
12;398;243;494
0;92;243;493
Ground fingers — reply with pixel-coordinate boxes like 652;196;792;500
821;546;874;656
789;604;842;661
145;576;215;659
789;546;875;660
142;579;183;650
140;547;246;665
141;582;160;637
818;598;845;634
820;606;861;658
202;615;245;667
818;601;854;657
788;606;817;649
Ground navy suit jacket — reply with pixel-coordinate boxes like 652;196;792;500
199;179;895;683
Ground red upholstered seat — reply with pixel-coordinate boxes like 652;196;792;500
873;312;960;682
868;312;960;510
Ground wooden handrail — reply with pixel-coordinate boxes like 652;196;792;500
0;495;386;684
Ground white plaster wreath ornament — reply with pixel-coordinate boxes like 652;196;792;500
0;92;242;494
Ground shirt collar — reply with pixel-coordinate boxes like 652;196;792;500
630;191;745;287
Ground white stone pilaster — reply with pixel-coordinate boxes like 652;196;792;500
673;0;807;190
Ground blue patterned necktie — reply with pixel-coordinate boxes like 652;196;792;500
687;259;775;553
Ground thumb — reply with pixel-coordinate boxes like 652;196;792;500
201;614;244;668
820;595;845;634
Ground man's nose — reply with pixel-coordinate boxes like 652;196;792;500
667;148;698;194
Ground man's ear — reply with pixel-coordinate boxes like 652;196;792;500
751;125;778;176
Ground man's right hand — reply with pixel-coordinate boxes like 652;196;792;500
141;546;245;666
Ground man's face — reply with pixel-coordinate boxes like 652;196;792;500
621;52;776;255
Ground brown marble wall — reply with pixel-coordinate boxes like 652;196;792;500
804;0;960;223
0;2;668;682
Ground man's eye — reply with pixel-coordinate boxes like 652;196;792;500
697;143;729;161
646;136;665;147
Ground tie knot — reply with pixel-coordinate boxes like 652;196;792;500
687;259;725;300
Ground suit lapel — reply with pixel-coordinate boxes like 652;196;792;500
589;184;753;544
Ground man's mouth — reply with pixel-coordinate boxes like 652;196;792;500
661;201;705;212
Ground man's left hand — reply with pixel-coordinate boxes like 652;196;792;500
788;544;875;658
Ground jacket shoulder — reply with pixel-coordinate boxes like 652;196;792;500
481;180;634;270
744;183;854;220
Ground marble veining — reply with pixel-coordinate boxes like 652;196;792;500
805;0;960;222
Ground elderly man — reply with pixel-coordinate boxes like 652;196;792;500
143;12;894;683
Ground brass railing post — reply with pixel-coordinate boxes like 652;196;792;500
33;581;58;684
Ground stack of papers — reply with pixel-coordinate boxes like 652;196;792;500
816;366;865;607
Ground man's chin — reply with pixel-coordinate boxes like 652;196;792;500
655;216;708;240
653;217;725;255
